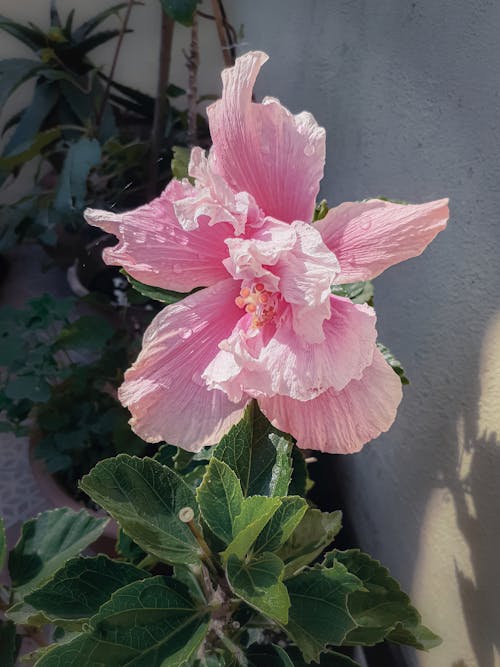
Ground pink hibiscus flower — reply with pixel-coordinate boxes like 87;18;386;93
84;51;448;454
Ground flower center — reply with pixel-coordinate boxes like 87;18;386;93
235;282;279;328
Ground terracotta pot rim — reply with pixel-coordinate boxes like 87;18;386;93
28;434;117;541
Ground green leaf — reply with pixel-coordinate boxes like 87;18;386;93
35;576;209;667
285;647;361;666
4;375;51;402
377;343;409;385
116;529;146;565
331;281;374;305
223;496;281;560
0;620;18;667
25;555;147;623
80;454;202;565
197;458;243;544
326;549;422;646
8;508;107;596
227;552;290;624
313;199;329;222
278;508;342;577
247;645;361;667
5;600;49;627
387;621;441;650
269;435;293;496
0;516;6;572
173;564;206;604
57;315;114;351
122;270;196;305
54;137;101;212
0;58;41;108
254;496;308;554
160;0;199;26
285;563;363;662
171;145;191;180
0;128;60;173
213;403;291;497
73;3;130;40
3;82;58;156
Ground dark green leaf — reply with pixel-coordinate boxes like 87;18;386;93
285;563;362;662
0;516;6;572
279;508;342;577
0;19;46;51
387;621;441;650
286;647;361;666
326;549;421;646
73;3;130;40
8;508;107;595
160;0;199;26
122;270;196;305
57;315;114;351
116;529;146;565
0;128;60;173
227;552;290;624
36;576;209;667
213;403;291;497
167;83;186;98
80;455;202;565
73;29;124;58
4;375;51;402
197;458;243;544
54;137;101;212
25;555;148;622
377;343;409;385
254;496;308;554
3;82;58;156
0;620;18;667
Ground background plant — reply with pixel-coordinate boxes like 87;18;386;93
0;405;439;666
0;293;149;498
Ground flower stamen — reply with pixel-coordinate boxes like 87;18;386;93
235;283;278;327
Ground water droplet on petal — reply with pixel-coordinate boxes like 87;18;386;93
179;328;193;339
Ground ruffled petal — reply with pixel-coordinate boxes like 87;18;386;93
203;295;377;402
276;222;340;343
258;346;403;453
119;280;248;450
207;51;325;223
316;198;449;282
84;180;232;293
173;147;260;235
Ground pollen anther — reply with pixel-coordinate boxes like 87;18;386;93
235;281;278;328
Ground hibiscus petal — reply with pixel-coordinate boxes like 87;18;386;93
84;181;232;293
259;346;403;453
119;280;248;450
207;51;325;224
316;198;449;282
204;295;377;402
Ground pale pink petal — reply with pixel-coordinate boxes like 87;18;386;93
203;296;377;402
84;180;232;293
173;147;260;235
259;346;403;453
119;280;248;450
316;198;449;282
276;222;340;343
207;51;325;223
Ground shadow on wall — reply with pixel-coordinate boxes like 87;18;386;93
441;311;500;667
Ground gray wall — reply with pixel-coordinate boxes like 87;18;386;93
226;1;500;666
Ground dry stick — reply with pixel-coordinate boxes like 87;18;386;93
147;11;175;199
210;0;234;67
186;14;199;147
96;0;135;130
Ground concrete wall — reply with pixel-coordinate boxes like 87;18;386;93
1;1;499;665
224;1;499;666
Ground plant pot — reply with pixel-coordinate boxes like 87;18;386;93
29;436;118;556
